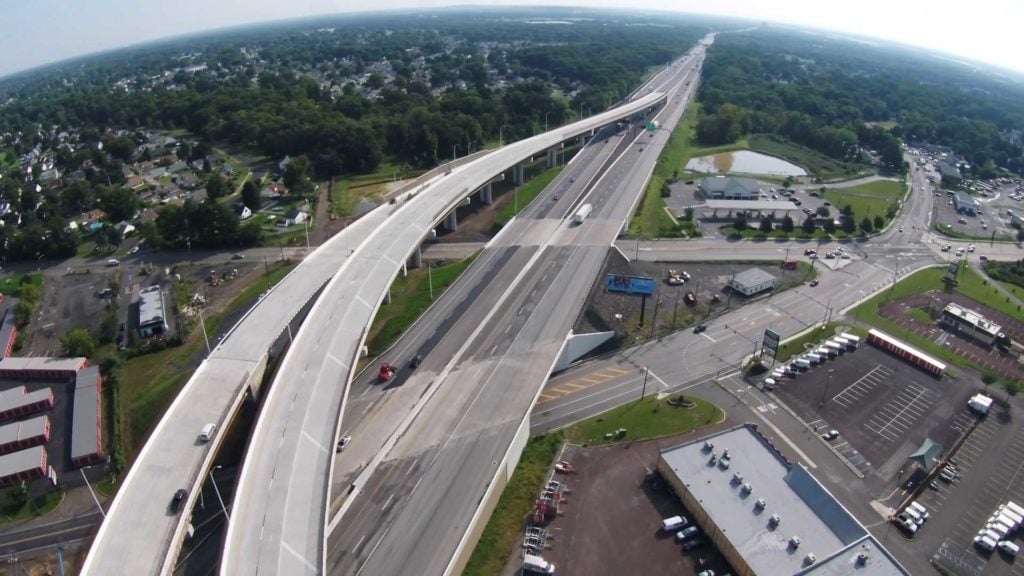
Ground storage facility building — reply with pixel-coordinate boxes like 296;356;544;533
728;268;777;297
0;356;88;381
71;366;104;467
0;386;54;422
657;424;910;576
0;445;48;487
0;415;50;455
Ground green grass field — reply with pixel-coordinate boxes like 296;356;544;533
565;395;723;445
0;272;43;297
823;181;903;224
365;255;477;356
494;167;563;227
0;489;62;524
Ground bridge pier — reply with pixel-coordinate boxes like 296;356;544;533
445;211;458;231
512;164;525;186
478;183;493;205
408;247;422;269
384;289;392;305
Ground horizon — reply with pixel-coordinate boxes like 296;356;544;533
2;2;1024;82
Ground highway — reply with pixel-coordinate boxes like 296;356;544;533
219;70;680;574
319;44;709;576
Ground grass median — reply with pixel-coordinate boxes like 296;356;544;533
494;167;563;228
565;394;723;445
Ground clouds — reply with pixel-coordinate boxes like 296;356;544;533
2;0;1022;78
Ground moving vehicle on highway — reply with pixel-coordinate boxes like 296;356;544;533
378;363;395;382
572;203;593;225
170;489;187;513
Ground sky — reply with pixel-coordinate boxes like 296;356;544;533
2;0;1023;79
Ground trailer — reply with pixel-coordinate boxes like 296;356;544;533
572;204;593;225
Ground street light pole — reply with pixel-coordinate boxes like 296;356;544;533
819;368;835;407
210;465;230;522
641;367;650;400
80;467;105;518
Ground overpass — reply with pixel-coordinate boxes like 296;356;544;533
219;88;671;575
79;152;491;575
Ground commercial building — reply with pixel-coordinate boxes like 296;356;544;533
937;162;962;184
0;415;50;455
0;386;54;422
0;356;88;381
658;424;909;576
940;303;1002;347
71;366;104;467
728;268;777;296
866;329;945;377
0;445;48;487
698;177;762;200
953;192;978;216
138;285;168;337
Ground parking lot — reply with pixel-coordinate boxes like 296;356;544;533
932;189;1013;241
772;343;978;488
510;424;736;576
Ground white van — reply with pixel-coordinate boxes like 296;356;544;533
523;554;555;574
900;508;924;526
998;541;1020;556
825;341;844;355
794;359;811;370
907;502;929;521
199;423;216;442
661;516;687;532
975;534;998;552
840;332;860;347
817;346;834;359
806;353;823;365
996;507;1023;529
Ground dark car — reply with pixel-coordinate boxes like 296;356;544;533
410;355;423;368
170;489;187;513
683;537;707;551
809;280;820;287
232;253;245;260
693;324;707;334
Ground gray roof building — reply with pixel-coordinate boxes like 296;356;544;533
729;268;777;296
953;192;978;215
138;285;168;337
0;415;50;455
0;445;48;487
0;356;87;380
937;162;962;182
0;386;54;422
699;177;762;200
658;424;909;576
71;366;103;466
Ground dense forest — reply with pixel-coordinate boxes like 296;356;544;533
695;30;1024;175
0;11;704;177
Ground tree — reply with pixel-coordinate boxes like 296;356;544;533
105;226;122;247
206;174;229;201
734;213;748;231
759;216;774;233
823;218;837;234
842;217;857;234
783;176;795;189
61;328;97;357
841;204;854;217
816;206;830;217
802;216;816;234
780;215;795;233
873;215;885;230
860;216;873;234
241;179;261;210
284;155;312;196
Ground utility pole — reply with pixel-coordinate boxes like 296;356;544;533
650;296;662;338
640;366;650;400
672;287;682;327
428;262;434;301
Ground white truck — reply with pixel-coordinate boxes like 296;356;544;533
523;554;555;574
968;393;994;415
572;204;593;225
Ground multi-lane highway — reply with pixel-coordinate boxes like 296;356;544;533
219;65;683;574
316;43;710;576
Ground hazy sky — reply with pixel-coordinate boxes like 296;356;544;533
3;0;1023;78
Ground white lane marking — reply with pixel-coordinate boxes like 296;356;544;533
701;332;716;343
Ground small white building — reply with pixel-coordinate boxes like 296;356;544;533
728;268;777;296
278;210;309;227
234;204;253;221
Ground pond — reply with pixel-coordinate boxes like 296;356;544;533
685;150;807;177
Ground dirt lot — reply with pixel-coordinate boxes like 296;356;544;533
574;249;810;353
876;291;1024;380
516;421;738;576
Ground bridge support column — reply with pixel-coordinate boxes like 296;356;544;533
408;247;422;269
478;183;493;205
401;262;408;277
547;148;558;168
512;164;525;186
384;290;392;305
445;211;458;232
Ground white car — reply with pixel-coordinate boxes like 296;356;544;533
968;244;975;252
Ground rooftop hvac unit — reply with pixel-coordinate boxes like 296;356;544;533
789;536;800;548
856;551;869;566
755;498;766;510
703;441;714;452
769;514;781;527
805;553;816;565
722;448;730;458
742;483;752;494
732;473;743;484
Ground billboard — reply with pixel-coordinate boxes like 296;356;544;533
762;329;781;354
606;275;657;296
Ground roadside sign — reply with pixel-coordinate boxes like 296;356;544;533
605;275;656;296
762;329;781;355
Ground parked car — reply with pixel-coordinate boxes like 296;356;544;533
683;537;707;551
693;324;707;334
809;280;820;287
675;526;700;541
821;430;839;441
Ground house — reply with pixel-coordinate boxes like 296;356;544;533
278;209;309;227
937;162;962;184
233;204;253;221
219;164;235;177
156;154;179;167
115;221;136;237
697;177;762;201
166;161;190;175
83;209;107;225
126;175;147;191
267;182;288;196
174;172;200;190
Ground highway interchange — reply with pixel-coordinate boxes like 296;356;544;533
77;28;1024;575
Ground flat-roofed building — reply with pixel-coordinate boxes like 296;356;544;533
728;268;777;296
138;285;168;337
0;356;87;381
0;415;50;455
0;386;54;422
953;192;978;215
71;366;104;467
0;445;47;487
941;302;1001;346
658;424;909;576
